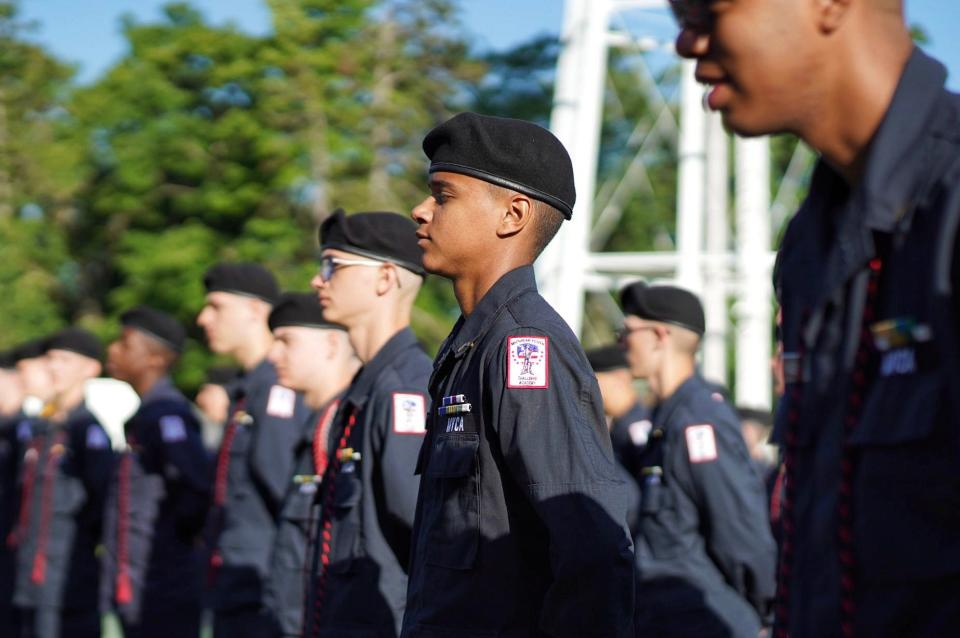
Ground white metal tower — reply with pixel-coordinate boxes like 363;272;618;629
538;0;792;410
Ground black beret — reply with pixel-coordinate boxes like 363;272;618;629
268;292;347;332
0;350;15;370
423;112;576;219
10;338;49;363
319;209;425;276
585;344;629;373
46;327;104;362
121;305;186;353
620;282;705;337
203;262;280;305
204;366;240;387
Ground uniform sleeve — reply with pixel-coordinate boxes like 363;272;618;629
80;422;116;523
152;409;211;538
250;386;309;513
674;416;777;617
488;329;635;638
371;387;426;551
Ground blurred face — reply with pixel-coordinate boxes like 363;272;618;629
196;384;230;425
17;357;54;402
0;369;24;415
47;349;100;397
107;328;155;384
268;326;337;392
411;172;499;278
197;291;264;355
620;316;664;380
310;249;388;327
674;0;820;137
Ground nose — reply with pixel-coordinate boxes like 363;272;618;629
675;26;710;59
196;307;210;327
411;196;433;225
310;272;326;291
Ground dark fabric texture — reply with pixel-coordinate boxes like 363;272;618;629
620;282;705;336
319;209;425;276
268;292;343;332
203;262;280;305
120;306;186;352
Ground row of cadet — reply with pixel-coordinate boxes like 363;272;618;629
0;112;778;638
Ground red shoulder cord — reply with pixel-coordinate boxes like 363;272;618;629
309;409;357;637
312;400;340;478
30;430;68;585
115;436;136;605
208;398;246;573
6;435;45;548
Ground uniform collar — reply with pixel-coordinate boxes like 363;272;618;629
344;327;420;409
652;373;704;430
238;358;276;398
813;47;947;233
445;266;539;358
140;376;181;404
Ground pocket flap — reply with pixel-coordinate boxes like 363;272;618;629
426;434;479;478
333;473;362;509
849;372;942;446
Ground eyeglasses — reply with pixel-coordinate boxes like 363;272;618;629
317;255;387;282
668;0;713;31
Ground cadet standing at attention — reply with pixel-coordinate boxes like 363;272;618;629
0;350;27;635
403;113;635;638
619;282;776;637
197;263;309;638
263;292;359;638
304;210;431;638
671;0;960;634
101;306;210;638
12;329;114;638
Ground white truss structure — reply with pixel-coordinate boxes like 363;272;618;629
537;0;813;409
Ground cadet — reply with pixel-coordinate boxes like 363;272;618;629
197;262;309;637
263;292;360;637
586;344;653;478
305;210;431;637
619;282;776;637
12;328;114;638
101;306;210;638
672;0;960;634
404;113;635;638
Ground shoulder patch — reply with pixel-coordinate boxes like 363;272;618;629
159;415;187;443
506;336;549;389
685;424;718;463
86;426;110;450
266;385;296;418
392;393;426;435
16;420;32;441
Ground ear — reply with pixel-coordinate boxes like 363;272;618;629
495;192;535;239
815;0;853;34
374;263;399;296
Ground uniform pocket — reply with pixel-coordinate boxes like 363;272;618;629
638;471;680;560
425;433;480;570
329;472;362;574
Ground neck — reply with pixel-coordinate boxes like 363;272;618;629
649;357;695;403
607;395;639;420
53;383;87;421
234;329;273;371
304;370;356;410
348;314;408;364
799;33;912;184
454;255;529;316
131;370;167;398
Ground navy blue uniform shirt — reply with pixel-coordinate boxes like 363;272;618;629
100;377;210;633
774;48;960;637
634;373;776;637
208;359;309;612
12;404;114;614
304;328;430;638
402;266;635;638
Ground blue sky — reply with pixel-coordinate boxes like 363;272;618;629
20;0;960;90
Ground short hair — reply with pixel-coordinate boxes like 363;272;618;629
485;183;564;258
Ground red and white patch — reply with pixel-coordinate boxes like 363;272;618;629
266;385;296;418
392;393;426;435
685;424;718;463
506;336;549;389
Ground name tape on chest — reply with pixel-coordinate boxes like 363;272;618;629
86;426;110;450
392;393;426;435
685;424;718;464
159;415;187;443
266;385;296;418
507;336;549;389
